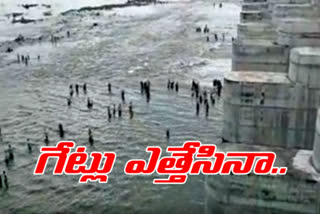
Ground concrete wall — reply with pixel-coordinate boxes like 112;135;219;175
232;40;288;72
240;11;265;23
233;0;318;73
277;19;320;47
242;2;269;11
205;144;320;214
289;47;320;89
206;173;320;214
312;0;320;6
272;5;320;25
223;71;317;149
312;110;320;171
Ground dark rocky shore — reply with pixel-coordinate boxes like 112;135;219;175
0;0;169;58
61;0;168;15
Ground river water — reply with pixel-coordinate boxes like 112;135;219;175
0;0;240;213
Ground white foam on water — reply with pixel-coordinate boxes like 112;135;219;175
293;150;320;182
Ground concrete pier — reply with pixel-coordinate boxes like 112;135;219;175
206;144;320;214
232;0;315;72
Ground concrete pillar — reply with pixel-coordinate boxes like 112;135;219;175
312;0;320;6
278;19;320;47
289;47;320;149
289;47;320;89
312;110;320;171
272;4;319;25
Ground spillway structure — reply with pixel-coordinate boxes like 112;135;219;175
206;0;320;213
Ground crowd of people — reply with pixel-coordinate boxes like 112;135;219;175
0;3;228;190
0;77;223;174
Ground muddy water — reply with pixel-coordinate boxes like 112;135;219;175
0;1;240;213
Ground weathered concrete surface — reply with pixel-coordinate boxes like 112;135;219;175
277;18;320;47
312;0;320;6
223;71;317;149
232;40;288;72
242;2;269;11
237;23;276;40
272;4;320;25
312;110;320;172
233;0;318;73
289;47;320;88
205;144;320;214
268;0;311;12
240;10;264;23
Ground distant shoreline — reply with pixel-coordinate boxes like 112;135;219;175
61;0;169;16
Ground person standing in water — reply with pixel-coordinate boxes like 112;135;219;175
3;171;8;189
210;93;215;106
70;87;74;97
129;102;134;119
67;97;72;107
166;129;170;140
107;106;112;121
140;81;144;94
75;84;79;95
27;138;32;153
205;102;210;118
44;131;49;145
83;83;87;94
7;145;14;160
113;104;116;117
58;123;64;138
88;129;94;146
87;98;93;109
145;81;151;103
118;104;122;118
196;102;200;116
170;81;175;90
108;83;112;94
121;90;126;103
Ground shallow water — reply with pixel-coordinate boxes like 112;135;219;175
0;1;240;213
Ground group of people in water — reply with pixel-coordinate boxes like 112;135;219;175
1;128;11;189
16;53;41;66
18;78;222;151
196;24;226;43
191;79;223;117
0;5;228;190
167;80;179;92
140;80;151;103
195;2;227;43
0;76;223;163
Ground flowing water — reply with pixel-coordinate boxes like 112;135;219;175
0;0;240;213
